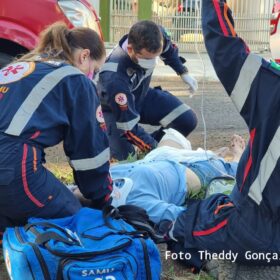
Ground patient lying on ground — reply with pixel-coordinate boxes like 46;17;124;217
73;130;245;224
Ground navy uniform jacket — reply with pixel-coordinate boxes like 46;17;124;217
203;0;280;213
174;0;280;254
98;27;187;151
0;61;112;203
173;0;280;265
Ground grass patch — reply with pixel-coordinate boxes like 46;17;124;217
45;162;74;184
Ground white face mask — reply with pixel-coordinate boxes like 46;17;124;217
137;57;159;69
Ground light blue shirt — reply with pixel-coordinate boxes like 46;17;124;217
110;159;187;224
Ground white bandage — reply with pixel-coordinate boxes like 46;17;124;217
159;128;192;150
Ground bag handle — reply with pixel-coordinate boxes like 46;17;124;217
25;222;77;243
35;231;78;246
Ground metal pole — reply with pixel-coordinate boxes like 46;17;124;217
100;0;111;41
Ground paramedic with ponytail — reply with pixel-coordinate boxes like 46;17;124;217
99;20;198;160
0;22;112;236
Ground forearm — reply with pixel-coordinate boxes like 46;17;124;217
73;163;113;208
202;0;249;94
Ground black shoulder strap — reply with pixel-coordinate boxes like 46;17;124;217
103;205;164;243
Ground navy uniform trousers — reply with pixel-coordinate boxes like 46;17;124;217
0;134;81;236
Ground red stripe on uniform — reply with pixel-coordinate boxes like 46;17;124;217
212;0;229;36
240;128;256;192
193;219;228;236
105;193;111;202
22;144;44;208
30;130;41;139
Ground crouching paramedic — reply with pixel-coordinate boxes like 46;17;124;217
0;23;113;238
165;0;280;268
98;20;198;160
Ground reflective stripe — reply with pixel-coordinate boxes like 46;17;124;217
100;62;118;73
231;53;262;112
161;41;171;55
5;66;82;136
70;148;110;171
116;116;140;130
132;69;153;92
160;104;190;127
248;127;280;205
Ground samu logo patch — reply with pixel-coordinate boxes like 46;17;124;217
0;62;35;84
115;93;128;111
96;105;107;131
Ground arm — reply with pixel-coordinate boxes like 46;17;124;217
202;0;280;127
63;76;112;209
159;26;187;75
99;72;157;152
144;199;185;225
159;26;198;92
126;169;185;224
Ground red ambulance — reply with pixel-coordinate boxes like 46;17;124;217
0;0;102;67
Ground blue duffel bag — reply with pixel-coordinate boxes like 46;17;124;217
2;207;161;280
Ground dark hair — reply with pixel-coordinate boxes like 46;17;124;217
18;22;105;64
128;20;163;54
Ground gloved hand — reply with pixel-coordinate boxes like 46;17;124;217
180;73;198;93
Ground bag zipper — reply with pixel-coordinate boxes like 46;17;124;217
49;237;132;258
139;238;152;280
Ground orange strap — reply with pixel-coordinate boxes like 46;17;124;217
125;131;151;152
32;147;37;172
224;3;237;37
214;202;234;215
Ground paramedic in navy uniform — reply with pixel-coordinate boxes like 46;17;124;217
164;0;280;269
98;20;198;160
0;22;113;237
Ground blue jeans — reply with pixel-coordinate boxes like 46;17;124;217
185;159;238;187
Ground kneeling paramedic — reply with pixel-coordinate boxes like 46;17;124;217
98;20;198;160
0;23;113;240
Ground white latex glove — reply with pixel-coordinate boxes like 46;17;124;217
181;73;198;93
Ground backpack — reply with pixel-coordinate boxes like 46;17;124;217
2;207;161;280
